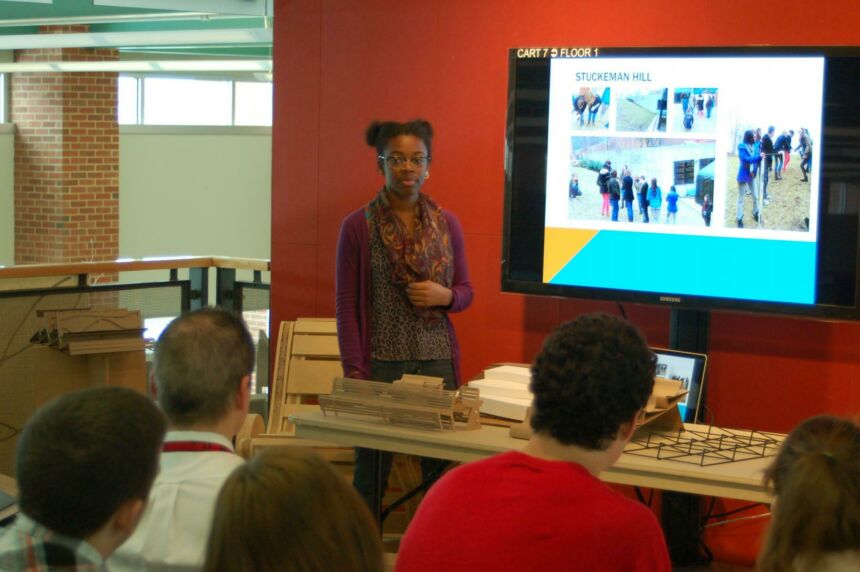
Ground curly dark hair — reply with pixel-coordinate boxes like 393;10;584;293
365;119;433;158
529;313;656;450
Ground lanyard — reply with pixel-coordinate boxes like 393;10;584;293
162;441;233;454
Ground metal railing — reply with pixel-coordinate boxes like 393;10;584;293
0;256;272;473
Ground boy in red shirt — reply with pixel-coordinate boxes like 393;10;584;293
396;313;671;572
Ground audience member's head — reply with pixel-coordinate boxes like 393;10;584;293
202;447;383;572
16;387;165;555
153;307;254;432
529;313;656;452
758;415;860;572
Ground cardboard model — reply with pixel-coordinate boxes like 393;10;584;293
508;377;688;441
32;308;145;355
319;375;483;431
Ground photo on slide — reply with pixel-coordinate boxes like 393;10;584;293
571;87;611;131
722;77;820;233
616;87;668;132
566;136;715;226
672;88;717;134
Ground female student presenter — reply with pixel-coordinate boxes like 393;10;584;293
335;119;473;510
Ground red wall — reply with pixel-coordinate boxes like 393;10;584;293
271;0;860;435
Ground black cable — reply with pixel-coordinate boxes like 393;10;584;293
695;496;718;564
705;502;764;521
698;537;715;563
0;276;76;369
0;421;19;445
701;405;715;426
380;462;454;522
633;487;656;507
617;302;627;320
701;496;717;526
663;492;712;565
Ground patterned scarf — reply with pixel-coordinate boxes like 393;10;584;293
366;188;454;323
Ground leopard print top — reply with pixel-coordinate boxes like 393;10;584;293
369;218;452;361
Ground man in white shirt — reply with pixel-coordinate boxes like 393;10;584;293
109;308;254;572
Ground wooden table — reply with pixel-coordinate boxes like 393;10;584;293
290;411;780;503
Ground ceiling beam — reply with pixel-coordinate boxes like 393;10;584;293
0;27;271;49
0;58;272;72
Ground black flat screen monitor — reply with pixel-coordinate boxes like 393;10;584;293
653;347;707;424
503;47;860;321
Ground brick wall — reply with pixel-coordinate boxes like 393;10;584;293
12;25;119;265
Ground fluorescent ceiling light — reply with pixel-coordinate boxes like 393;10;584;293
0;28;272;50
0;12;226;27
95;0;273;17
0;59;272;73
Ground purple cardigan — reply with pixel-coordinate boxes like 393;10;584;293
335;205;474;385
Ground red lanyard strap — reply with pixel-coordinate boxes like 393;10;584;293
162;441;233;453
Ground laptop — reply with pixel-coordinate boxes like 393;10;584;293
651;347;708;424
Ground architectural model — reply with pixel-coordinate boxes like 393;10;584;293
319;375;483;431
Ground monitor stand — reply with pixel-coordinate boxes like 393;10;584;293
662;308;711;565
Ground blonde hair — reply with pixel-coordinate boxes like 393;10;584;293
758;415;860;571
202;447;383;572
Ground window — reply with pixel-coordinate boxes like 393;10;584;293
118;75;272;126
673;159;695;185
234;81;273;126
117;76;140;125
144;77;232;125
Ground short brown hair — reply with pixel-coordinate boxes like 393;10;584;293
202;447;383;572
16;387;165;538
758;415;860;571
154;308;254;426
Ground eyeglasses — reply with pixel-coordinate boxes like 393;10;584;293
378;155;430;169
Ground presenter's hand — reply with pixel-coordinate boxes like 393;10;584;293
406;281;453;308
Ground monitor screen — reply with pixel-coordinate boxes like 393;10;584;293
653;347;707;424
503;47;860;320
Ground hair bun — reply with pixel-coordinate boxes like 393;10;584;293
411;119;434;139
365;121;383;148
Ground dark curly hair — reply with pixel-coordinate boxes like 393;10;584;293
529;313;656;450
365;119;433;158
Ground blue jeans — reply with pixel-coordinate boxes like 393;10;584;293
624;199;634;221
762;161;770;198
638;196;649;222
353;359;456;515
737;181;758;222
610;198;619;221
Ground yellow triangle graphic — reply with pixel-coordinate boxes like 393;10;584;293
543;228;599;283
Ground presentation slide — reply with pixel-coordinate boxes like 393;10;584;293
542;56;825;305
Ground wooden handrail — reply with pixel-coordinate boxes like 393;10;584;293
0;256;270;280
